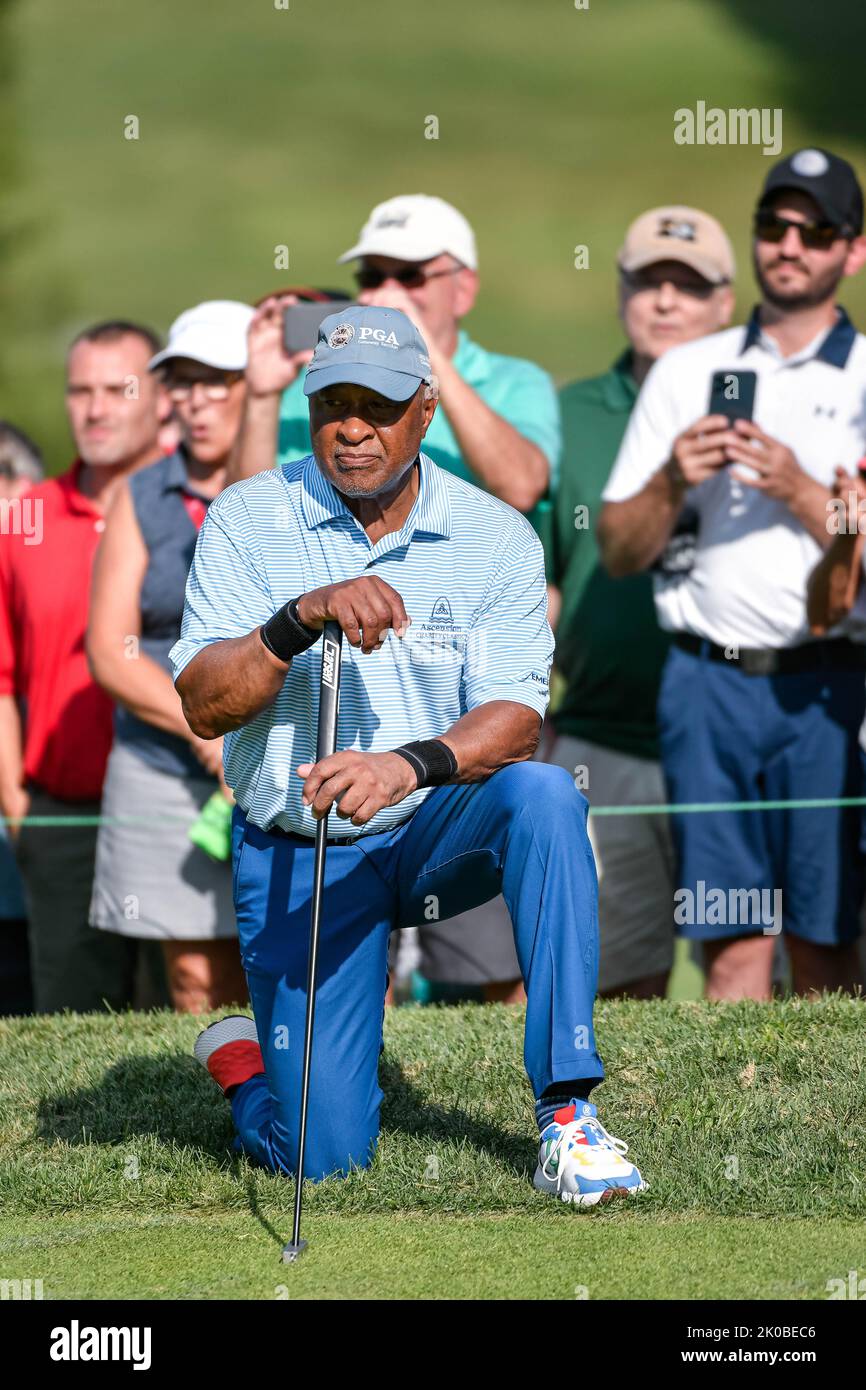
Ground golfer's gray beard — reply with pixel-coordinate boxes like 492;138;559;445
334;475;382;498
332;454;420;499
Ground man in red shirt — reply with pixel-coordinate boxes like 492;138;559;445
0;321;170;1011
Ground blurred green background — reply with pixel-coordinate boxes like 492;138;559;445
2;0;866;470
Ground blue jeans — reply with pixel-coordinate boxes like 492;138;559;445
230;761;601;1181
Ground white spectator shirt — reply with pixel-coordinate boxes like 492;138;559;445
602;309;866;649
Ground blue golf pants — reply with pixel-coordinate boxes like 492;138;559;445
229;761;601;1181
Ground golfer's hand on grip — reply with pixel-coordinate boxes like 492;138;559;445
297;748;418;825
296;577;411;654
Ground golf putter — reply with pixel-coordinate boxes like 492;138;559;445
282;619;344;1263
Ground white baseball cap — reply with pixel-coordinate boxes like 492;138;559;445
148;300;255;373
338;195;478;270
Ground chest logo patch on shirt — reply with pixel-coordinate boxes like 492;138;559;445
430;596;454;623
399;595;477;669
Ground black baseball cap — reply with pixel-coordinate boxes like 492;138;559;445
758;148;863;236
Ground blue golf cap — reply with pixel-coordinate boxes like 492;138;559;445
303;305;432;402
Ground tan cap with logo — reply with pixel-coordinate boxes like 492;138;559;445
618;206;735;285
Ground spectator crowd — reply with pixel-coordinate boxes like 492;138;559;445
3;145;866;1017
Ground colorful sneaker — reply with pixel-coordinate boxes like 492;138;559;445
193;1015;264;1095
534;1100;647;1207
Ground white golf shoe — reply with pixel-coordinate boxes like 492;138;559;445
534;1100;648;1207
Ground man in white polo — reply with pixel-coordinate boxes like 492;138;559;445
598;148;866;1001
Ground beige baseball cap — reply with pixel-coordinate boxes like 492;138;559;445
338;194;478;270
618;206;735;285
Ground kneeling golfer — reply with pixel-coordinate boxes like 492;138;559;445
172;305;646;1206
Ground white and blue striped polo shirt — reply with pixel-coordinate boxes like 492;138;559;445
170;451;553;837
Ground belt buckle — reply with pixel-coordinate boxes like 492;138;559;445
745;648;776;677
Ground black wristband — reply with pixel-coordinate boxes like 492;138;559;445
393;738;458;789
260;597;319;663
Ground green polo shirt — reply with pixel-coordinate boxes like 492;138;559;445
277;328;561;559
552;351;670;761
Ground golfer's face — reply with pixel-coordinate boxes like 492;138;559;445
309;382;435;498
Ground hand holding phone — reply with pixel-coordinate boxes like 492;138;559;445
245;295;310;398
668;413;737;488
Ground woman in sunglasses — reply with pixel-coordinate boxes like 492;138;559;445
86;301;253;1013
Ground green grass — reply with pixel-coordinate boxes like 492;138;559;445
4;0;866;469
1;998;864;1298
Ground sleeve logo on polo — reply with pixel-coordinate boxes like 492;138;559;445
327;324;355;349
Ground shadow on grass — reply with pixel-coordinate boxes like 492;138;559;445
35;1051;535;1180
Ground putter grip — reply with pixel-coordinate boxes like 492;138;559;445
316;620;343;762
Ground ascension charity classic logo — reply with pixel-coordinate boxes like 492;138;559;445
50;1319;152;1370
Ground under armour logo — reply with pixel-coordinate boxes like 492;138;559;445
814;404;837;418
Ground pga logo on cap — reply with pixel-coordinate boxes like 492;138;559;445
358;326;400;350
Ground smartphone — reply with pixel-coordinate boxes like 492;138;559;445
283;298;354;355
708;369;757;423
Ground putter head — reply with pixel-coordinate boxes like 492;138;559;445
281;1240;308;1263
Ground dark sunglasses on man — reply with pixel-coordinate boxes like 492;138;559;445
354;262;462;291
753;208;849;249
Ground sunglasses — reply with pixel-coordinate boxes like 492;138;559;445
620;270;723;298
354;264;462;291
754;209;845;249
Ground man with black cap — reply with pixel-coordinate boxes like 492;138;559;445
598;149;866;1001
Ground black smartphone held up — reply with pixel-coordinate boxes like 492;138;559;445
708;368;757;423
283;298;354;355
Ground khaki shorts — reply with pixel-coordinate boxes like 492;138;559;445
547;735;675;993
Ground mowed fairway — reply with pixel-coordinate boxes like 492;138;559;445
1;1000;864;1300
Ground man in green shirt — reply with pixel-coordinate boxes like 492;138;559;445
547;206;735;997
226;194;560;1003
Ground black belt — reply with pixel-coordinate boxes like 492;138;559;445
673;633;866;676
266;825;364;848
